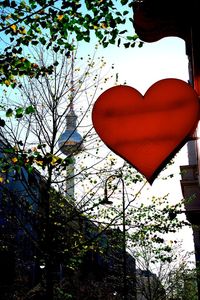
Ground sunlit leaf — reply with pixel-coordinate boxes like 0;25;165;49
36;160;43;166
12;157;18;163
57;14;64;21
10;24;17;32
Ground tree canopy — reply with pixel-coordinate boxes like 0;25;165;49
0;0;140;87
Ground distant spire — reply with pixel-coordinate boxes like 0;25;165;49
70;38;75;110
57;39;83;200
66;109;77;130
66;39;77;130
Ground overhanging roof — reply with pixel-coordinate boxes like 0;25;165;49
133;0;197;43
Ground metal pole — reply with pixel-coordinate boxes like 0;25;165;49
121;178;127;300
102;175;127;300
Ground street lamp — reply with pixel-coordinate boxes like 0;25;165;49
101;174;127;300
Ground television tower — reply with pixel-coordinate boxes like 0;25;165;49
57;49;83;201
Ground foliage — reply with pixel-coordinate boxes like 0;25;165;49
0;0;140;86
0;46;135;299
134;242;198;300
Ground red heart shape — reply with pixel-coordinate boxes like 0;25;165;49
92;79;199;184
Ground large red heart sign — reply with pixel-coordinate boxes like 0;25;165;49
92;79;200;184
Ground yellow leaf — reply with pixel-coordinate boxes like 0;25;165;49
51;155;60;165
19;27;26;34
5;15;12;20
36;160;43;166
101;22;107;29
57;14;64;21
0;177;4;183
4;80;11;86
12;157;18;163
10;24;17;32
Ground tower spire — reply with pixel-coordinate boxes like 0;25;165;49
58;40;83;200
66;42;77;130
70;41;75;108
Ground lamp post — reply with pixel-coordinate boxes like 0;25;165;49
101;174;127;300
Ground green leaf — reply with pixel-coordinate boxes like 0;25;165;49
25;105;35;114
39;37;46;45
119;30;127;34
121;0;128;5
6;108;13;117
27;165;34;173
123;10;129;16
53;45;60;52
138;41;144;48
4;148;15;154
132;34;139;40
117;38;121;47
31;40;39;45
0;118;5;127
15;107;24;118
127;36;135;40
124;42;130;48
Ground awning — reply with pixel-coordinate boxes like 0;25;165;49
132;0;196;43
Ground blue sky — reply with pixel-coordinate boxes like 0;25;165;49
98;36;189;92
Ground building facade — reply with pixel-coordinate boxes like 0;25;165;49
133;1;200;299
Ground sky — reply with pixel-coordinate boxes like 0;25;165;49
92;36;196;256
101;36;189;92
